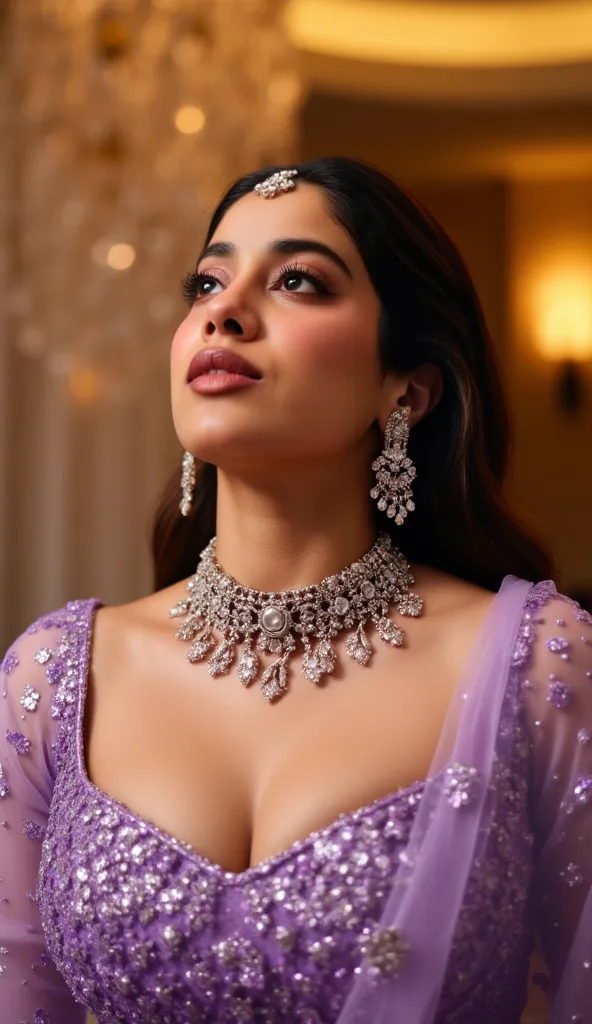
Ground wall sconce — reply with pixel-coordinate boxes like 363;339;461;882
533;266;592;414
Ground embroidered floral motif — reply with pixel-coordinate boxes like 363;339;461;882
23;820;45;841
547;680;571;710
572;776;592;808
546;637;570;654
443;763;481;809
357;925;409;977
0;651;19;675
34;648;53;665
46;661;64;685
20;684;41;712
561;862;584;888
5;729;31;755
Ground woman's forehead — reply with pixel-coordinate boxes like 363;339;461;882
211;184;350;251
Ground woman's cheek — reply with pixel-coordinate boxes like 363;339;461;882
170;315;195;370
298;318;374;381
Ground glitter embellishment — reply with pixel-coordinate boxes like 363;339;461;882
20;684;41;712
575;607;592;625
23;820;45;841
561;862;584;888
357;925;409;977
443;763;481;809
254;168;298;199
577;728;591;745
34;648;52;665
546;637;570;653
34;1011;51;1024
5;729;31;755
0;763;8;799
547;680;571;709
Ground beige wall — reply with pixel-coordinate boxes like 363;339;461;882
506;178;592;591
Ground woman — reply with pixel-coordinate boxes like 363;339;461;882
1;157;591;1024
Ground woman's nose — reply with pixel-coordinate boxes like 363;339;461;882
202;291;260;343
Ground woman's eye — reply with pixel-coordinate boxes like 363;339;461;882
282;272;318;293
197;275;223;297
276;266;330;295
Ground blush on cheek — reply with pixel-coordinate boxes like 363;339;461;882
170;316;195;368
297;318;373;376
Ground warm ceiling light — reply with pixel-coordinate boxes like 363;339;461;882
174;105;206;135
285;0;592;68
106;243;136;271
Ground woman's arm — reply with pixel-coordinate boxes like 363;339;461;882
0;618;87;1022
523;593;592;1019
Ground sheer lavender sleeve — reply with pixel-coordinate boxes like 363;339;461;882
0;614;87;1023
521;590;592;1020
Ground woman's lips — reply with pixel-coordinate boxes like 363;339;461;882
189;372;262;394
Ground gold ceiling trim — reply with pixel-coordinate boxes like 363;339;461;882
285;0;592;68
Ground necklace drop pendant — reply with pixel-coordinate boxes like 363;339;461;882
187;627;216;663
376;617;404;647
169;598;191;619
398;592;423;617
346;625;372;666
302;639;337;684
208;638;236;677
260;654;290;703
175;616;203;642
237;647;260;687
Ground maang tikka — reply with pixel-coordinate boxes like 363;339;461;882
370;407;417;525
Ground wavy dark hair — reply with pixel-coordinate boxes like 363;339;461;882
152;157;553;592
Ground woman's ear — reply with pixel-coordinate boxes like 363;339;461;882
405;363;444;422
379;363;443;430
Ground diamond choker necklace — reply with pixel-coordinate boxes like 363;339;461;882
169;532;422;703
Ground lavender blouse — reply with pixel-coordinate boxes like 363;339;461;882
1;577;591;1024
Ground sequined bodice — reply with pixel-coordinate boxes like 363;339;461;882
41;754;427;1024
34;601;534;1024
6;582;592;1024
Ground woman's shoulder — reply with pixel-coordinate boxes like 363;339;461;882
2;598;100;673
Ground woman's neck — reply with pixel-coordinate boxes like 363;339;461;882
213;463;378;593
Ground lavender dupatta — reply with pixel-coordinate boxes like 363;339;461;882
338;575;592;1022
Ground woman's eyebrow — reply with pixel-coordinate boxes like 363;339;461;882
197;238;353;279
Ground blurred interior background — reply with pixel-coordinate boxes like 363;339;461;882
2;0;592;653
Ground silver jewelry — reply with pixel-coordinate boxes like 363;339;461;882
179;451;196;517
254;168;298;199
169;532;422;703
370;407;417;525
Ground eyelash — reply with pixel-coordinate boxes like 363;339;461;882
180;262;333;306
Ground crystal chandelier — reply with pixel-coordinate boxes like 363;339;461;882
4;0;301;405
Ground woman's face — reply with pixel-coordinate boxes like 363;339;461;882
170;182;387;470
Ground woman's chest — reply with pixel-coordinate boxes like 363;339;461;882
84;626;459;874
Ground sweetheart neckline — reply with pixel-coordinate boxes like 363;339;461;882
74;599;431;882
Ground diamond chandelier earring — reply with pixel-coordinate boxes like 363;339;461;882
179;451;196;517
370;407;417;525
